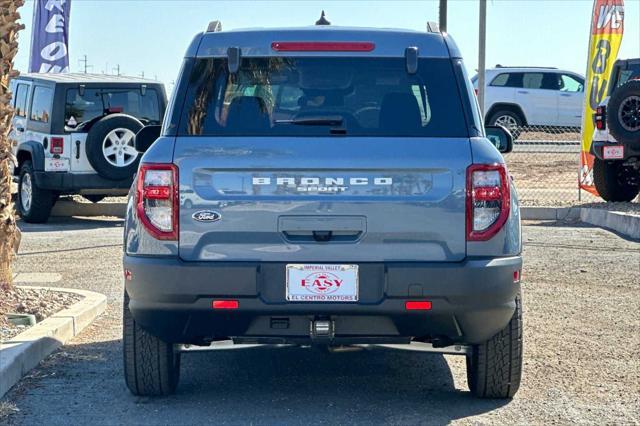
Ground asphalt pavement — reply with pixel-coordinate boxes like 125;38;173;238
1;216;639;425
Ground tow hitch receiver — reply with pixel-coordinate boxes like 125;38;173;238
310;318;335;341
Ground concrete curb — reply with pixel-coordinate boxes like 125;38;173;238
0;287;106;399
522;206;640;240
521;206;581;221
580;209;640;240
51;201;126;218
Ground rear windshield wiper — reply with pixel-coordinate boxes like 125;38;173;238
274;116;344;126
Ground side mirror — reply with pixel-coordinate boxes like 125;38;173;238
135;125;161;153
485;125;513;154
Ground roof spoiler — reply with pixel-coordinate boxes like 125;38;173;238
426;21;440;33
207;20;222;32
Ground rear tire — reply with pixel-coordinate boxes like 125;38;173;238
123;292;181;396
593;158;640;202
466;295;523;399
607;80;640;149
17;161;55;223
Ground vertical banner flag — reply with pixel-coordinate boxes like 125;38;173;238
29;0;71;73
580;0;624;195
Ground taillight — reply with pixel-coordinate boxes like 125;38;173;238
466;164;510;241
136;163;179;240
50;137;64;154
595;106;606;130
271;41;375;52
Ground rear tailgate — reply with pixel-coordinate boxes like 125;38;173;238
176;137;470;262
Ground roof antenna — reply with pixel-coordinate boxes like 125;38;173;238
316;10;331;25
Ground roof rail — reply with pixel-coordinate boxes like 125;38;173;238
207;20;222;32
495;64;558;69
426;21;440;33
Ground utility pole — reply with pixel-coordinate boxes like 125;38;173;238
113;64;121;76
477;0;487;117
439;0;447;33
78;54;92;74
139;71;145;79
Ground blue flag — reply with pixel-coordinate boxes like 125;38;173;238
29;0;71;73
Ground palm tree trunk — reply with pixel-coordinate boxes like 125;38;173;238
0;0;24;292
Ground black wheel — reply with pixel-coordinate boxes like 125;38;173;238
123;292;181;396
607;80;640;149
86;114;143;181
83;195;106;203
593;158;640;202
466;295;523;399
17;161;55;223
488;110;523;140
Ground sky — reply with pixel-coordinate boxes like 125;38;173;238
13;0;640;92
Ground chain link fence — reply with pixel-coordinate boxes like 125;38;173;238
502;125;605;206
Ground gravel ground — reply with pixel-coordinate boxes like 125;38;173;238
0;287;82;342
0;217;639;424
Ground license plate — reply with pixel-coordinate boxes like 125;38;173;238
286;264;358;302
45;158;70;172
603;145;624;159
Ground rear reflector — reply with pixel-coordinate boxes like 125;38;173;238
514;270;521;283
405;301;432;311
271;41;375;52
212;300;239;309
143;185;171;200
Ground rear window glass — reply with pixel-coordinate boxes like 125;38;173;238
64;87;161;128
178;57;467;137
616;64;640;89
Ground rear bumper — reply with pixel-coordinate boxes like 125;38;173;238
34;171;132;194
591;140;640;161
124;255;522;345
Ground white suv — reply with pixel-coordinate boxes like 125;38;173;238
472;66;585;130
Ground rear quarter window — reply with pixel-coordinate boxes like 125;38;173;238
64;87;161;129
30;86;53;123
177;57;468;138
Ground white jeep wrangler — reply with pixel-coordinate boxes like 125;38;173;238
591;58;640;202
9;73;167;222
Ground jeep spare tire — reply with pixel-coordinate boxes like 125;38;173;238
85;114;143;180
607;80;640;149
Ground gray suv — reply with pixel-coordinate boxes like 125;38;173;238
123;22;523;399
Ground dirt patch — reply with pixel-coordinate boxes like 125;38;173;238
0;287;83;342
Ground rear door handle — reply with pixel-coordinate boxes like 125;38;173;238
560;93;572;97
517;90;529;94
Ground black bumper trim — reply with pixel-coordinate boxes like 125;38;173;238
591;140;640;161
124;255;522;345
34;171;133;193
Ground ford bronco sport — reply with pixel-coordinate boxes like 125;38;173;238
123;22;523;399
10;74;167;222
591;58;640;202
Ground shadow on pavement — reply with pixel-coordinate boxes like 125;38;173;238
17;217;124;233
5;338;510;425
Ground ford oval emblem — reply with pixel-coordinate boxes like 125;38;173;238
192;210;222;223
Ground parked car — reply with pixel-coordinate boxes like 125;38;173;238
123;21;523;399
472;66;585;131
591;58;640;202
9;74;167;222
